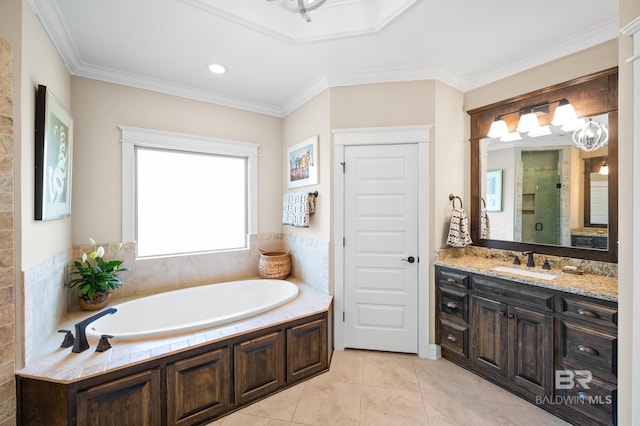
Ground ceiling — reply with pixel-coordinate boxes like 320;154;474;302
30;0;619;117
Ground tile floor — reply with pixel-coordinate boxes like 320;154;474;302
208;349;572;425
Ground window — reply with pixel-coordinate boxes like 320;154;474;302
121;126;258;258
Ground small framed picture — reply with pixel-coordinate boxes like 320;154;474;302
287;135;318;188
486;169;502;212
34;84;73;220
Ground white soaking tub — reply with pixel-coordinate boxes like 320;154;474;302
86;279;299;340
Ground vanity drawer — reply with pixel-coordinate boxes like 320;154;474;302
561;297;617;329
439;286;468;324
438;269;469;289
559;367;616;426
439;319;468;357
472;275;554;312
561;321;617;380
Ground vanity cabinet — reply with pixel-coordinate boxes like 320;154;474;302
470;273;554;399
559;296;617;425
435;265;617;426
17;310;331;426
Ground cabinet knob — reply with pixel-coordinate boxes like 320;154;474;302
446;302;458;310
577;308;599;318
447;334;458;342
578;344;599;356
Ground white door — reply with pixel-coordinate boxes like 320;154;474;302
343;144;418;353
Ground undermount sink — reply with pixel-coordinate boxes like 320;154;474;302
491;265;559;281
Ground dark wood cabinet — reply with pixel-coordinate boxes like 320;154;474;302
234;331;285;404
471;295;508;377
287;318;328;384
167;348;231;426
436;265;617;426
507;305;553;397
77;369;161;426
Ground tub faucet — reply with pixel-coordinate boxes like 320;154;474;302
72;308;117;353
522;251;535;268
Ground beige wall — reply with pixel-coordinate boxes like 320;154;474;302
19;1;72;270
617;0;640;424
70;77;284;243
281;89;330;241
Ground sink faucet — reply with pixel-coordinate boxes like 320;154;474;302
72;308;117;353
522;251;535;268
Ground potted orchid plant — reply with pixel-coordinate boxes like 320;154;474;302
67;238;130;310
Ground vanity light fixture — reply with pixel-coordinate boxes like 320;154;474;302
266;0;328;22
500;131;522;142
485;98;579;140
599;159;609;175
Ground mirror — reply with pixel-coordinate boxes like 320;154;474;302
468;68;618;262
480;113;609;250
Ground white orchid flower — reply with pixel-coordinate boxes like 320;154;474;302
82;252;87;262
96;246;105;258
89;237;96;246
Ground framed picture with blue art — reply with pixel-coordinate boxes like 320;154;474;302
287;135;318;188
34;84;73;220
486;169;502;212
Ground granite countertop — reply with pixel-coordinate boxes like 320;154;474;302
435;251;617;302
17;282;332;383
571;227;608;237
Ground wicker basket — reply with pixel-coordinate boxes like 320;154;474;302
258;250;291;279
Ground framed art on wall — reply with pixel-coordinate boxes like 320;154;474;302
287;135;318;188
486;169;502;212
34;84;73;220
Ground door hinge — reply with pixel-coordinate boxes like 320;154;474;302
340;162;345;173
342;237;345;247
343;311;345;322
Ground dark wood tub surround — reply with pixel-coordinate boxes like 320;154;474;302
436;265;617;426
17;290;332;426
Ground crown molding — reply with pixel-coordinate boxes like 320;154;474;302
465;17;619;91
621;15;640;36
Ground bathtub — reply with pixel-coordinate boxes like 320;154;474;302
86;279;299;340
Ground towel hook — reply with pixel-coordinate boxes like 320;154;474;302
449;194;463;209
481;197;486;208
308;191;318;197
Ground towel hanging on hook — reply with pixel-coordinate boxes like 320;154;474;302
480;197;490;239
447;194;472;247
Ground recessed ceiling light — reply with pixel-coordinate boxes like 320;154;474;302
207;63;227;74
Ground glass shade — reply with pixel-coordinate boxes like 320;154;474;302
551;100;578;127
528;125;552;138
487;119;509;138
516;112;540;133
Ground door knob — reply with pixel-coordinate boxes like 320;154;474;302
401;256;415;263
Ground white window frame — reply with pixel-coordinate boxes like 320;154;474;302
120;125;259;256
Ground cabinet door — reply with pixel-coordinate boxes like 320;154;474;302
234;331;285;405
471;295;508;377
287;319;328;384
77;369;161;426
508;306;553;397
167;347;231;426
